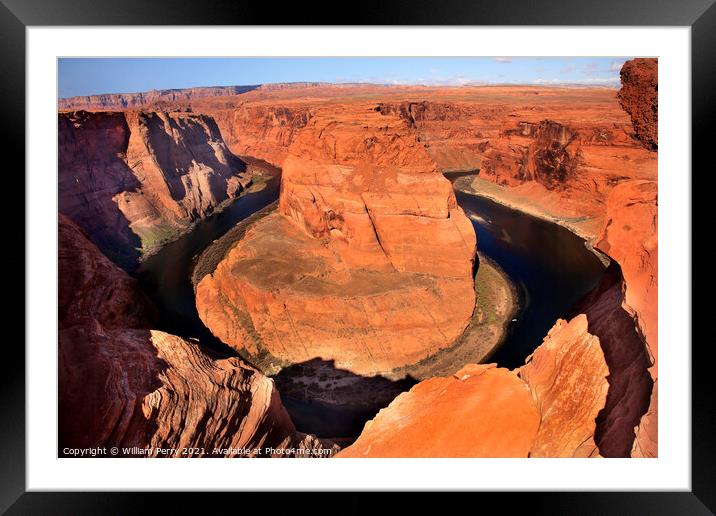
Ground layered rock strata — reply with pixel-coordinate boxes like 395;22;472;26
58;79;658;458
58;85;260;111
618;58;658;150
59;215;334;457
59;110;251;267
196;105;477;376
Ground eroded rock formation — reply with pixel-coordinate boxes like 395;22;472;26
59;110;251;267
618;58;658;150
337;364;540;458
338;315;611;458
59;215;334;457
196;104;476;376
594;180;658;458
210;104;314;165
58;80;659;458
518;316;608;458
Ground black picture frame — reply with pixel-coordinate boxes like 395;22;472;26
3;0;709;512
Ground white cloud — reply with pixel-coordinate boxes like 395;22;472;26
532;77;620;86
494;57;512;63
611;59;627;71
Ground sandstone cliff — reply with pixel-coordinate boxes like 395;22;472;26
59;215;334;457
59;110;251;267
58;85;260;111
196;104;476;376
594;180;658;458
618;58;658;150
209;103;314;166
379;89;656;240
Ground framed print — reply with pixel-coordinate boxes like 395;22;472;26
5;0;711;512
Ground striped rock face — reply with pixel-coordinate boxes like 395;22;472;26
58;215;334;458
59;110;250;267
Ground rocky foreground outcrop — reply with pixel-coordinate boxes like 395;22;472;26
196;104;476;376
59;215;334;457
338;315;608;458
618;58;658;150
59;110;252;267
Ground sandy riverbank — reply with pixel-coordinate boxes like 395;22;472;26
453;176;610;266
389;253;517;381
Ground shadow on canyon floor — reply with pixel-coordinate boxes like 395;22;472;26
271;358;418;442
569;263;654;458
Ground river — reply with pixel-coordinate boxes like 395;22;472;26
453;185;606;369
134;164;606;437
134;158;282;356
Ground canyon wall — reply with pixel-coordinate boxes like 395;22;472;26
196;104;477;376
594;180;658;458
59;215;334;457
58;85;260;111
379;88;656;239
618;58;658;150
207;103;314;166
59;110;251;267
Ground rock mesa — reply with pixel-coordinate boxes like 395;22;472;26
196;105;476;375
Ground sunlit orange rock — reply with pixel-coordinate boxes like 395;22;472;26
339;316;612;458
618;58;658;150
518;316;608;458
196;104;476;376
594;180;658;458
337;364;540;458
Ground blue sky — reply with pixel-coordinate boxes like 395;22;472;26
58;57;631;98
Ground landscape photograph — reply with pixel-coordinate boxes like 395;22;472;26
57;56;658;459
